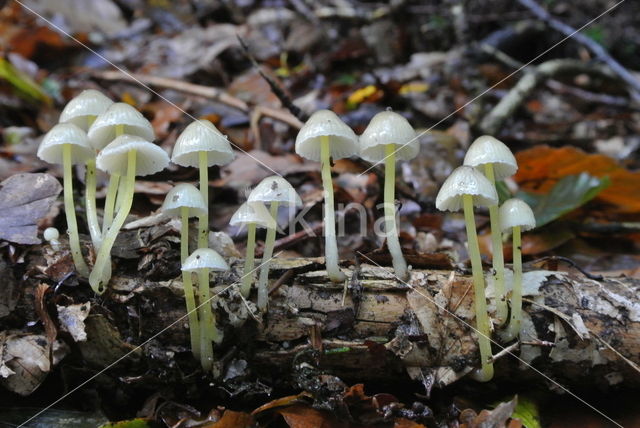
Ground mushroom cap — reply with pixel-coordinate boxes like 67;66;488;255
161;183;207;218
463;135;517;180
87;102;155;150
435;165;498;212
295;110;358;161
96;135;170;176
182;248;229;272
248;176;302;207
499;198;536;232
59;89;114;131
37;123;95;165
43;227;60;241
171;120;234;167
229;201;276;229
359;111;418;162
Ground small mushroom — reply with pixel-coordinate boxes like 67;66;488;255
88;103;155;235
248;176;302;310
171;120;234;250
59;89;114;249
359;110;418;280
499;198;535;341
37;123;95;277
295;110;358;282
463;135;518;326
43;227;61;252
90;135;170;293
181;248;229;372
229;201;276;297
436;165;498;382
161;183;208;359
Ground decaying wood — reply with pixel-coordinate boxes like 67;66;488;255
97;256;640;392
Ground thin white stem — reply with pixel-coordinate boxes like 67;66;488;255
197;151;209;249
85;158;101;249
89;150;136;294
257;201;279;310
63;144;89;277
506;226;523;340
102;173;119;235
197;267;214;371
484;163;507;325
384;144;408;280
463;194;494;382
181;207;200;360
240;222;257;297
320;135;345;282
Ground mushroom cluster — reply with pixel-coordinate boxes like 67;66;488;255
436;135;536;382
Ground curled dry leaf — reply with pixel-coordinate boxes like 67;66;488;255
57;302;91;342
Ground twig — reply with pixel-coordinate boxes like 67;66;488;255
478;58;619;134
489;341;520;363
535;255;604;281
92;70;249;112
517;0;640;101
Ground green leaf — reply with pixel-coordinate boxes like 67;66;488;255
0;57;51;105
99;418;151;428
516;173;610;228
511;396;542;428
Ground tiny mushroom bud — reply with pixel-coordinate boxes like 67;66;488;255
436;165;498;382
295;110;358;282
464;135;518;326
359;110;418;281
37;123;95;277
499;198;535;341
161;183;207;360
88;102;155;234
248;176;302;310
90;135;170;294
44;227;61;251
59;89;114;249
181;247;229;372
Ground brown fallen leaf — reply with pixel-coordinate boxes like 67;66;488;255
0;173;62;244
200;410;253;428
276;405;344;428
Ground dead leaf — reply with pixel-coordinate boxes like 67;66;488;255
251;392;313;415
201;410;253;428
0;333;69;396
34;283;56;351
0;173;62;244
276;405;342;428
394;419;427;428
57;302;91;342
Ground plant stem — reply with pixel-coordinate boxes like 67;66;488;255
463;194;494;382
89;150;136;294
181;207;200;360
85;159;101;249
102;173;119;235
257;201;278;310
197;267;214;371
63;144;89;277
240;222;257;297
506;226;523;340
198;151;209;249
484;163;507;326
320;135;345;282
102;125;125;235
384;144;408;280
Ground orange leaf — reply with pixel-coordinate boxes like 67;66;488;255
251;392;312;415
201;410;253;428
277;405;343;428
394;418;428;428
514;145;640;215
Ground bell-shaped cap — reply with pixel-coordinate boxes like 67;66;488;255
436;166;498;212
172;120;234;167
248;176;302;207
359;111;418;162
182;248;228;272
161;183;207;218
229;201;276;229
87;102;155;150
37;123;95;165
499;198;536;232
463;135;517;180
295;110;358;161
96;135;169;176
59;89;114;131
